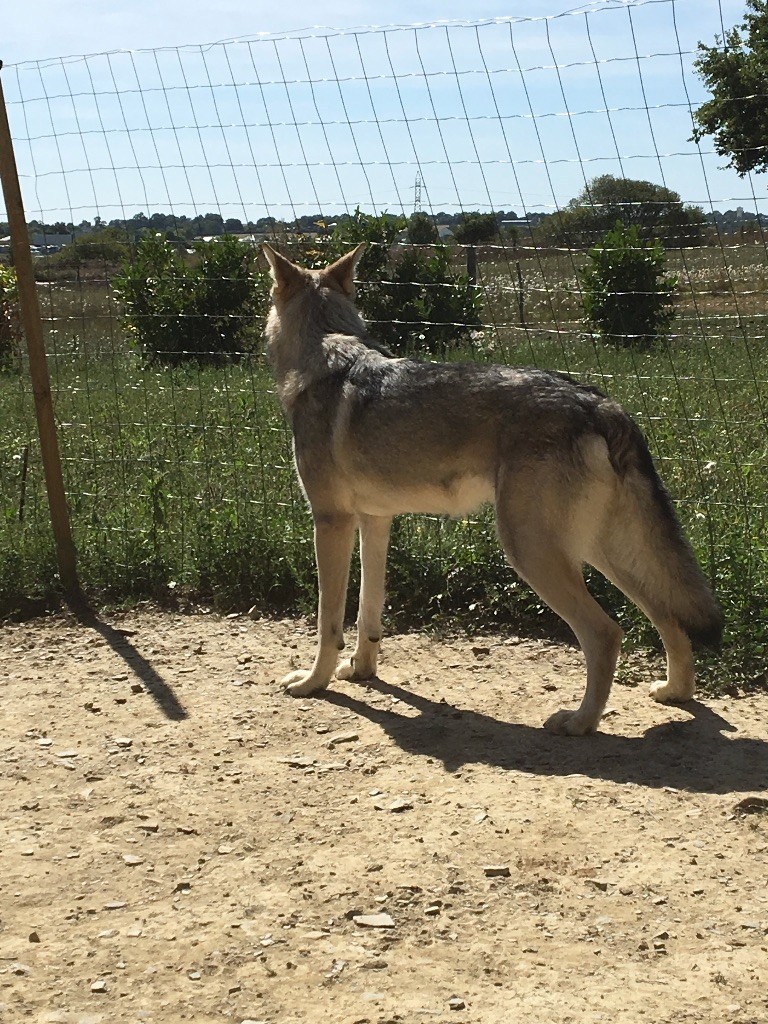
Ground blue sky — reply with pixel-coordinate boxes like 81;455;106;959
3;0;763;226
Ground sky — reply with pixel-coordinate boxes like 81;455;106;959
2;0;764;226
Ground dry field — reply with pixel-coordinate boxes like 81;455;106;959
1;609;767;1023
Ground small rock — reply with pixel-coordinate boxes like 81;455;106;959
586;878;610;892
56;749;78;758
122;854;144;866
114;737;133;748
353;913;395;929
278;756;316;769
327;731;359;747
188;970;201;981
448;996;466;1010
28;931;40;943
104;901;127;910
137;820;159;833
91;979;107;993
388;798;413;813
11;963;31;976
484;865;510;878
734;796;768;816
217;844;233;855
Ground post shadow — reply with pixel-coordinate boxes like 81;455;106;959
324;675;768;795
71;604;189;722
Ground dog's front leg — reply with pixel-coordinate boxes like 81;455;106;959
283;512;357;697
338;514;392;681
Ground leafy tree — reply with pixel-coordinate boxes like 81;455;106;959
579;221;677;348
453;212;498;245
548;175;706;247
407;211;439;245
298;208;482;355
115;234;269;366
692;0;768;175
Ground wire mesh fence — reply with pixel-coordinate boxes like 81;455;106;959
0;1;766;666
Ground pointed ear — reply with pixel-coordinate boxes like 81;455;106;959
262;243;306;298
320;243;367;297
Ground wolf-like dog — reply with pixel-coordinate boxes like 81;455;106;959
262;243;722;736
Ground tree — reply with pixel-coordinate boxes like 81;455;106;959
115;235;269;366
579;221;677;349
692;0;768;175
453;212;498;245
547;175;706;247
298;209;482;355
407;211;438;245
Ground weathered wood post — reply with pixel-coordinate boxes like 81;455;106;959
0;62;80;596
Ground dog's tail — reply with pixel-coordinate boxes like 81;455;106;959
594;401;723;649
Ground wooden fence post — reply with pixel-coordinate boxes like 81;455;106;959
0;63;80;596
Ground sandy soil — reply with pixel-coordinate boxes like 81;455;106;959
1;608;767;1024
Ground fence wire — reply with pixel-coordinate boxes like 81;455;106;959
0;1;766;656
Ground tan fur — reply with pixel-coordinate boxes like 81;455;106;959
262;245;722;736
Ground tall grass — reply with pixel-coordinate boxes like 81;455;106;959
1;259;766;690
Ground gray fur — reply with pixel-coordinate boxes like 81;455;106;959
263;243;722;736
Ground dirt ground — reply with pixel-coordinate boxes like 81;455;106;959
1;609;767;1024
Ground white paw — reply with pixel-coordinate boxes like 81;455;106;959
336;657;376;681
649;679;695;704
544;708;599;736
282;670;331;697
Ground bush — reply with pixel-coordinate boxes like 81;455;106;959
580;221;677;348
453;212;498;245
0;264;21;371
301;209;482;355
114;234;270;366
407;212;438;245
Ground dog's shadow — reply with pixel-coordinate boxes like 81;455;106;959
325;676;767;795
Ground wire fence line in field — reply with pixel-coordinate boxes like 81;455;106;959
0;1;766;670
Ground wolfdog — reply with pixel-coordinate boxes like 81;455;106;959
262;243;722;735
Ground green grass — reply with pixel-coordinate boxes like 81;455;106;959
1;259;767;693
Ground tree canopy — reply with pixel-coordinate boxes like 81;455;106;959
546;175;706;247
692;0;768;175
407;211;439;245
453;212;498;245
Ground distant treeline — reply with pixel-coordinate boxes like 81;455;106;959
3;203;767;248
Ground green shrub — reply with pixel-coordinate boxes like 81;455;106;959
301;209;482;355
407;211;439;245
0;263;21;371
580;221;677;348
114;234;270;366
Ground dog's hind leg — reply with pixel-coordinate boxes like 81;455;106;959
588;549;696;705
496;471;624;736
283;512;356;697
338;514;392;681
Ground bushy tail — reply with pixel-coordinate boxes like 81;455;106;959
595;401;724;650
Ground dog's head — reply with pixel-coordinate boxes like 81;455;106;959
262;243;366;308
